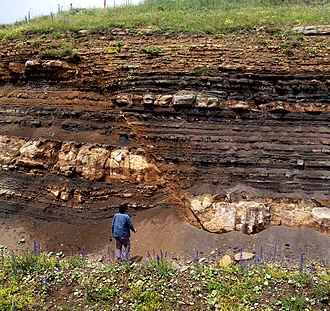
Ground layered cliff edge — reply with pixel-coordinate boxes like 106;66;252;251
0;27;329;243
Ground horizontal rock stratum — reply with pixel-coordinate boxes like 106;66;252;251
0;29;329;234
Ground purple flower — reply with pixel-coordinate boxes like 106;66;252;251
81;246;86;261
33;240;40;255
299;253;305;274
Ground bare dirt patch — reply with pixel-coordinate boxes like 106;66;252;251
1;207;329;264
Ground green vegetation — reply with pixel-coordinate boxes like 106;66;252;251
38;42;81;61
104;40;125;54
161;55;172;63
0;0;329;39
0;245;329;310
195;66;210;74
141;45;162;57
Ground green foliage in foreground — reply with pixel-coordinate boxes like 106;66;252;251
0;247;329;310
0;0;329;40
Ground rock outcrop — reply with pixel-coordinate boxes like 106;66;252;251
188;194;329;234
0;29;329;233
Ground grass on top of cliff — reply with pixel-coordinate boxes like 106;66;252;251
0;0;329;39
0;245;330;310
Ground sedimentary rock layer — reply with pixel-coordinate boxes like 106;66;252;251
0;29;329;233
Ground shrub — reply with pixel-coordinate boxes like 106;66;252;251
141;45;162;57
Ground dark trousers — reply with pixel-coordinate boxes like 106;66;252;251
115;237;131;262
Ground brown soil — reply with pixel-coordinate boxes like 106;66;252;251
1;206;329;264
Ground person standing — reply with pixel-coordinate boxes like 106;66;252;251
111;205;136;263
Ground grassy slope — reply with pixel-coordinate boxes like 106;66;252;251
0;0;329;39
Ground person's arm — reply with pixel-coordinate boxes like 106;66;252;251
126;215;136;233
111;215;116;236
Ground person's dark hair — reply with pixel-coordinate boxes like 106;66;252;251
119;205;127;213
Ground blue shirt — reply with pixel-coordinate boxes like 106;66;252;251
112;213;135;238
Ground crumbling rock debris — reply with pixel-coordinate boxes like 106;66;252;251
292;25;330;35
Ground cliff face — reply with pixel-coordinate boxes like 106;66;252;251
0;28;329;234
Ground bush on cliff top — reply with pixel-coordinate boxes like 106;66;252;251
0;0;329;39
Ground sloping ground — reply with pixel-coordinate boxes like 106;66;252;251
0;28;329;258
1;206;330;263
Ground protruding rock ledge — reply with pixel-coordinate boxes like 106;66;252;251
293;25;330;35
113;91;330;112
0;135;160;183
188;194;330;235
